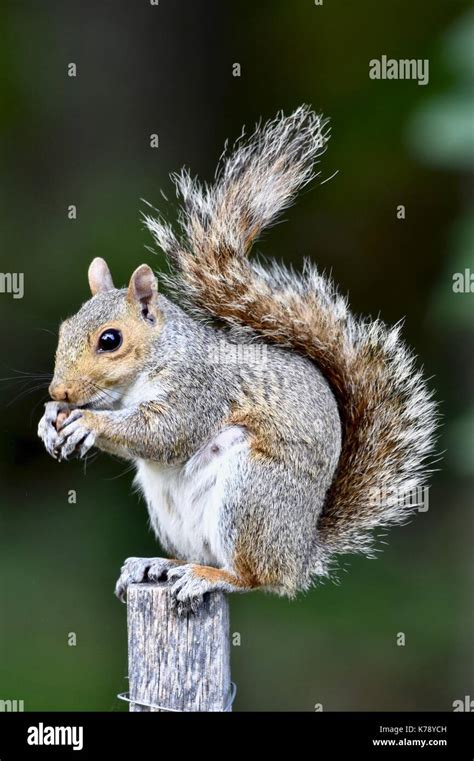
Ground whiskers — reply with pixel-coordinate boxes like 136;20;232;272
0;368;52;407
104;462;137;481
86;381;121;409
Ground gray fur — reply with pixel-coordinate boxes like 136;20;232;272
38;106;437;612
39;290;341;611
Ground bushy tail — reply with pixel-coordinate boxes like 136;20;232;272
144;106;438;573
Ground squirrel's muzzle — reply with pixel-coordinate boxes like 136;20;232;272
49;380;71;403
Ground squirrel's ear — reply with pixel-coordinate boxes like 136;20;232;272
127;264;158;323
88;258;115;295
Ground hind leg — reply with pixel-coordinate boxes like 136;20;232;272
167;453;322;614
115;556;183;602
167;563;256;614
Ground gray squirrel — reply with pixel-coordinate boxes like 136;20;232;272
37;106;437;613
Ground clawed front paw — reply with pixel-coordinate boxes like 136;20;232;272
38;403;96;461
37;401;70;458
55;411;96;460
114;557;179;603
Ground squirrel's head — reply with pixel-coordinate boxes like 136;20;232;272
49;258;162;408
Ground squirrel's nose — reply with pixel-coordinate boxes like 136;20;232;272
49;381;70;402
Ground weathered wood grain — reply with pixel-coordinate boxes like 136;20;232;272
127;582;231;712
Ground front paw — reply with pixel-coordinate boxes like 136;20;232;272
53;410;97;461
38;401;72;458
114;557;180;603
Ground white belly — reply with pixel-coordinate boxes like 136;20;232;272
133;426;247;566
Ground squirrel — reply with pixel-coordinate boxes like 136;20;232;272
38;106;437;614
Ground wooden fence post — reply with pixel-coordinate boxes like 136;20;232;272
125;581;232;712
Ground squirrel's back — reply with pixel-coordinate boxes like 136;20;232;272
143;106;438;577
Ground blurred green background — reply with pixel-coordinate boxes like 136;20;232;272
0;0;472;711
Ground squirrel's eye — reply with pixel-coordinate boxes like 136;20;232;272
97;329;122;353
